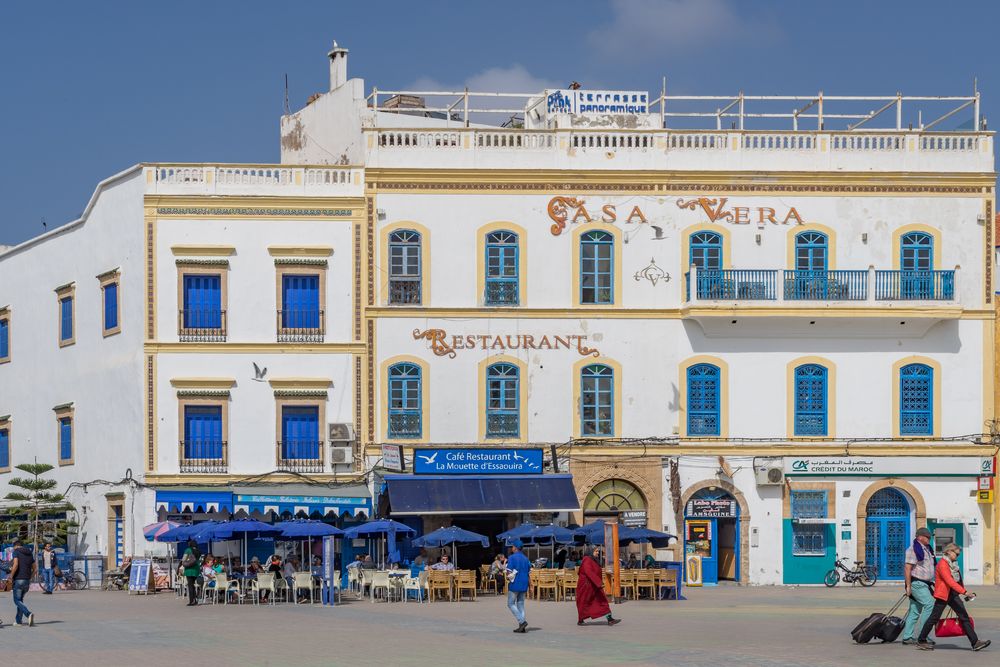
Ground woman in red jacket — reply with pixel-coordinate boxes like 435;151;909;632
916;543;989;651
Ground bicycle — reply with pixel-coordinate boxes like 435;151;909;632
824;556;877;587
59;563;90;590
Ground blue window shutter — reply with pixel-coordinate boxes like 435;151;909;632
0;319;8;358
794;364;828;436
900;363;933;435
687;364;721;436
59;418;72;460
183;275;221;328
60;297;73;341
282;275;319;329
282;406;319;459
104;283;119;331
0;429;8;469
184;405;223;459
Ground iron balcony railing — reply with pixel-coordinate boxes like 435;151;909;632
178;440;227;473
783;270;868;301
388;279;422;305
178;309;227;342
388;412;421;438
486;412;520;438
276;440;325;473
484;281;519;306
875;270;955;300
685;268;956;303
276;310;325;343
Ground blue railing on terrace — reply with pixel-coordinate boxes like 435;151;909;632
783;270;868;301
875;270;955;300
685;269;956;302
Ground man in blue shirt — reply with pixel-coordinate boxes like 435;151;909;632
505;539;532;633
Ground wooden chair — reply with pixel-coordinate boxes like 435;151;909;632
454;570;477;601
618;571;637;600
560;571;578;601
528;570;539;599
480;565;498;595
634;570;656;599
656;568;679;600
427;571;451;602
534;571;558;601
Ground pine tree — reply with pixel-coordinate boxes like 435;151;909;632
1;463;77;551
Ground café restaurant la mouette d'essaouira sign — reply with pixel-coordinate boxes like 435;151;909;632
413;448;544;475
784;456;996;477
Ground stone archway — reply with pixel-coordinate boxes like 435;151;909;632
856;478;926;565
680;479;752;585
570;459;661;535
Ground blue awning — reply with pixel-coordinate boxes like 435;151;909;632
155;490;233;514
385;474;579;516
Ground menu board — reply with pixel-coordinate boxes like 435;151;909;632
128;559;151;594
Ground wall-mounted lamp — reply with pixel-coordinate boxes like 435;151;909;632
754;233;761;245
861;233;868;244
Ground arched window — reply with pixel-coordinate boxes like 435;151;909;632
900;363;933;436
689;231;723;270
388;230;422;305
900;232;935;299
485;230;519;306
584;479;646;514
900;232;933;272
580;230;614;304
388;362;421;438
794;231;829;272
686;363;721;436
794;364;828;436
580;364;614;436
486;362;519;438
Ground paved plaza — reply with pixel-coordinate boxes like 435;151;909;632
3;584;998;666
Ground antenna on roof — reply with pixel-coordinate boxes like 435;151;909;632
284;74;290;114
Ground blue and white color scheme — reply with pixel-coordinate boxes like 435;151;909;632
413;448;544;475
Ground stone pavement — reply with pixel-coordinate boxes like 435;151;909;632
2;584;998;666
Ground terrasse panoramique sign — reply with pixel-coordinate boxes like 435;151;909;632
413;328;600;358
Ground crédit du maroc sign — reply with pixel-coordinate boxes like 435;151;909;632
413;328;600;358
546;195;808;236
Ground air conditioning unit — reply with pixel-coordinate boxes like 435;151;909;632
328;423;355;443
754;457;785;486
330;446;353;466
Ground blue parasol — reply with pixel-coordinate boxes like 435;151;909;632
343;520;416;568
496;523;537;544
275;519;344;538
412;526;489;548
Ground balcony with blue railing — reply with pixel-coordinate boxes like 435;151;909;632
684;266;957;305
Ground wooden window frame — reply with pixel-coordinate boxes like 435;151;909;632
0;307;10;364
275;262;327;339
55;283;76;348
54;404;75;466
98;269;122;337
176;262;229;341
0;416;11;473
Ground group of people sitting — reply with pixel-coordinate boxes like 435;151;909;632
179;549;321;603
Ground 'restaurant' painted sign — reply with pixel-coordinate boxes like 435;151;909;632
413;448;544;474
413;328;600;358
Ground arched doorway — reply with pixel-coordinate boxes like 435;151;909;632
684;488;740;584
865;488;911;580
584;478;647;520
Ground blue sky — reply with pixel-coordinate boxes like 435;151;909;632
1;0;997;245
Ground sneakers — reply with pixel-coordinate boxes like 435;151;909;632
901;639;917;645
513;621;528;633
973;640;991;652
577;621;585;626
608;617;621;626
916;641;934;651
27;614;34;627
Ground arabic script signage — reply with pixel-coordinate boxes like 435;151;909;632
784;457;992;477
677;197;806;228
413;328;600;358
413;448;545;474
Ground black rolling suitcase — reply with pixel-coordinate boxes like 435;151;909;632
851;595;907;644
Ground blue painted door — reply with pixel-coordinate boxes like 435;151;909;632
281;406;319;460
282;275;320;328
865;488;910;580
685;519;718;584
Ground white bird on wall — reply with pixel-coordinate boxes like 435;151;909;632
417;452;439;465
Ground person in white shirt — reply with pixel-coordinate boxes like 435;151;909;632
41;543;57;594
430;554;455;571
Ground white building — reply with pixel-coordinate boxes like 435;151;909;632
1;43;996;585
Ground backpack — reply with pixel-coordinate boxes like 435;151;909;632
181;550;197;569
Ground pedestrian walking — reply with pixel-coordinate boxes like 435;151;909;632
901;527;935;645
181;538;202;607
576;547;621;626
916;543;990;651
505;539;531;633
10;539;36;627
41;542;56;595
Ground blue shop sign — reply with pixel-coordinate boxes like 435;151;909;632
413;448;544;475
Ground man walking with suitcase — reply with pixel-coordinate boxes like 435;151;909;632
901;527;936;645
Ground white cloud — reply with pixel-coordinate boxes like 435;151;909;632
588;0;780;63
407;64;559;94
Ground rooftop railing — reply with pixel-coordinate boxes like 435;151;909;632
147;165;363;196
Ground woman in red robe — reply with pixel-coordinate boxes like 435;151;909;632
576;547;621;626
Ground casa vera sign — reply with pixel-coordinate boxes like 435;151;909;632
545;195;808;236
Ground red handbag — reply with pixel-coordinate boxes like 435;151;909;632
935;609;974;637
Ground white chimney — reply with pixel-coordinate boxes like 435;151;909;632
328;40;349;91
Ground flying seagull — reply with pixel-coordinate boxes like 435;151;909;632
417;452;439;465
252;362;268;382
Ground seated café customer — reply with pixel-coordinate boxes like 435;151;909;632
201;556;217;589
361;555;376;570
430;554;455;571
267;555;283;580
283;557;298;589
248;557;264;574
489;553;507;587
346;555;364;570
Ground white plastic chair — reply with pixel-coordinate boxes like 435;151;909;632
332;571;342;604
370;571;392;603
293;572;315;604
252;573;278;606
403;570;426;603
